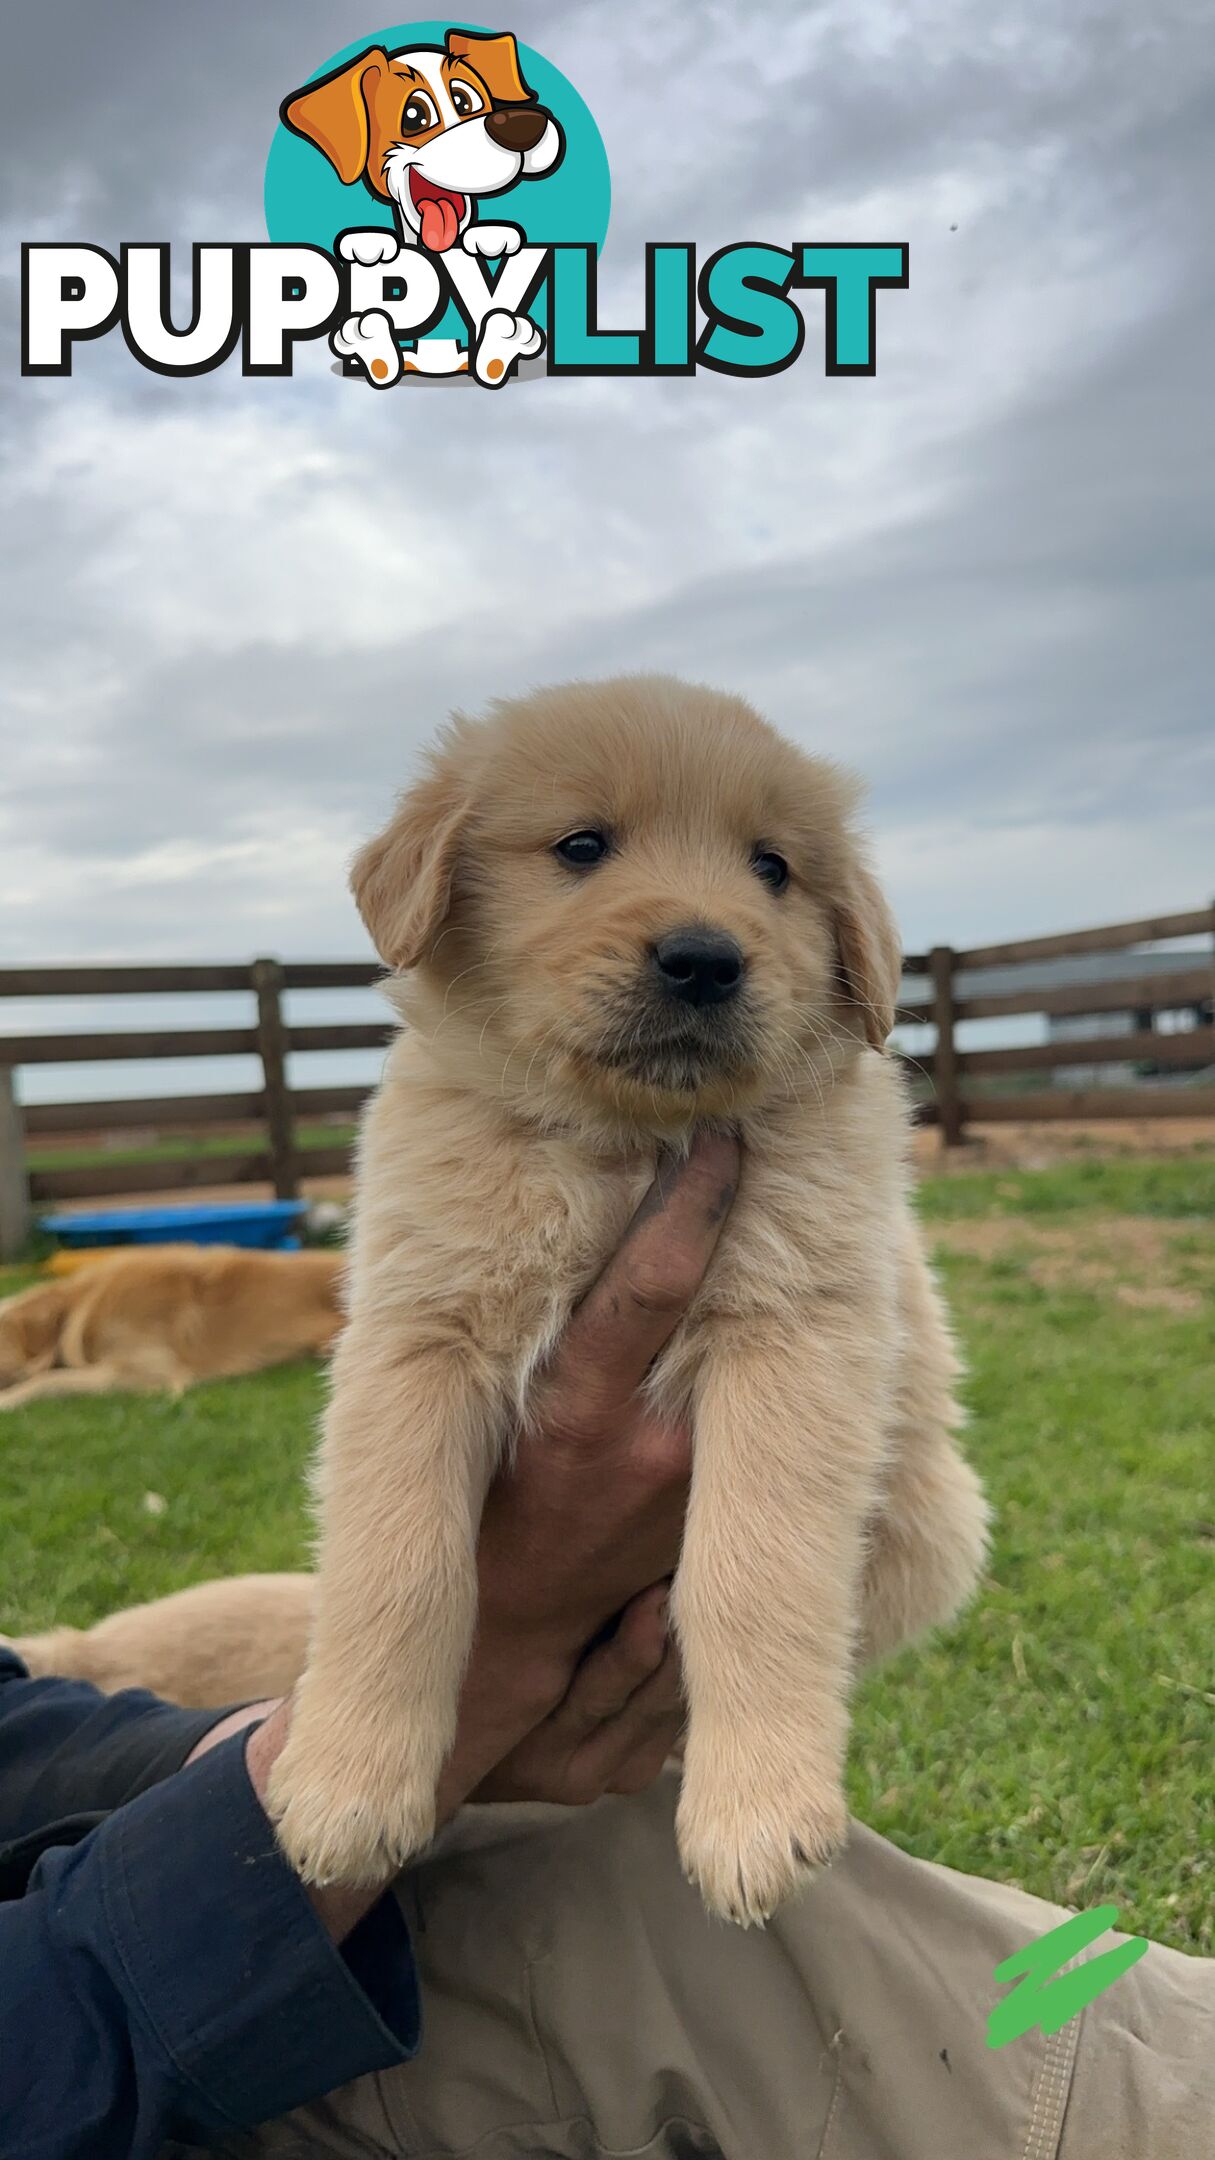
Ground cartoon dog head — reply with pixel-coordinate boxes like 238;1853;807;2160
282;29;564;253
350;677;903;1137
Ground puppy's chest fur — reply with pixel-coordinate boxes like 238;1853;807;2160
348;1036;909;1426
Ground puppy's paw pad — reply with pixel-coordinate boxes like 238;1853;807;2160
474;308;543;386
337;230;402;267
676;1786;847;1927
268;1755;436;1887
331;309;402;387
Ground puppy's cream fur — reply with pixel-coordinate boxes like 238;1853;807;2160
0;1247;345;1409
270;676;989;1922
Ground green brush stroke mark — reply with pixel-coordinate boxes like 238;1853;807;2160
988;1905;1150;2049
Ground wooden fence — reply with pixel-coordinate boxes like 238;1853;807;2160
0;906;1212;1254
908;906;1214;1148
0;959;386;1255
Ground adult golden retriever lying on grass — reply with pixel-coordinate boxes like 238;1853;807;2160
0;1246;344;1410
268;675;989;1924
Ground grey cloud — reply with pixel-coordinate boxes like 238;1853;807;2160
1;0;1213;972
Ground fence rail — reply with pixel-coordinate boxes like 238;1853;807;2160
951;965;1212;1026
0;908;1212;1254
954;908;1215;969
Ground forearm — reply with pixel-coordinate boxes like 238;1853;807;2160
0;1721;419;2160
0;1647;221;1853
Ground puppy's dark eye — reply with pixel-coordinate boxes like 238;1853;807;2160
554;830;610;870
449;80;484;117
401;92;438;134
752;849;789;893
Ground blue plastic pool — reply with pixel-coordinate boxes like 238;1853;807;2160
40;1201;307;1251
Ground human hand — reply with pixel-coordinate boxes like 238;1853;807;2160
199;1577;681;1945
435;1129;739;1817
195;1132;738;1934
471;1580;682;1806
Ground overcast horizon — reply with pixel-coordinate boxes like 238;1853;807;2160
3;0;1213;996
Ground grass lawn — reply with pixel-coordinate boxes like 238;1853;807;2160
2;1154;1211;1953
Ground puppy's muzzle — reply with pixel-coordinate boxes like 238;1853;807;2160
486;106;551;153
650;928;745;1010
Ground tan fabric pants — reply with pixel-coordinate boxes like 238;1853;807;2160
222;1773;1211;2159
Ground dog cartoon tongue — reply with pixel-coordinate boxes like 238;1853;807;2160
420;195;460;251
410;174;465;253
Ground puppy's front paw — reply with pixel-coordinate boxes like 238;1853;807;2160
676;1757;847;1927
462;222;523;258
337;229;402;267
267;1719;437;1887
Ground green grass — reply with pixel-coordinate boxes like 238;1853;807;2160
0;1365;317;1624
916;1152;1215;1223
2;1155;1211;1952
26;1122;357;1172
850;1199;1213;1954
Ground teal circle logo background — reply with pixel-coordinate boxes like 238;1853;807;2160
264;21;610;343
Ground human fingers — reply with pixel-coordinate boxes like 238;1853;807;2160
544;1584;670;1743
572;1642;684;1797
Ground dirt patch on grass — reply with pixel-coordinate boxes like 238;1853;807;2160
935;1215;1174;1268
914;1119;1215;1173
1113;1283;1204;1315
931;1213;1210;1306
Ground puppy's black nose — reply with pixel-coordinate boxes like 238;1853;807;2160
651;928;745;1008
485;105;550;153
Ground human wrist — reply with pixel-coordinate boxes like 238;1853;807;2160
242;1701;388;1940
434;1630;570;1820
184;1698;281;1764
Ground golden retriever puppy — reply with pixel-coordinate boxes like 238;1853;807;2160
5;1573;314;1708
269;676;988;1923
0;1247;345;1409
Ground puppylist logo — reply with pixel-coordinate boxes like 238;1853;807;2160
21;19;909;390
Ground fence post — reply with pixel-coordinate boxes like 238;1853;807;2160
929;945;964;1147
0;1068;31;1260
251;958;298;1201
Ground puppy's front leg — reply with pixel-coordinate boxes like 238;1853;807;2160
674;1324;885;1926
268;1330;498;1886
461;222;524;258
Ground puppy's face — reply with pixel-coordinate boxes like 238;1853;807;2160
283;32;563;252
354;677;901;1134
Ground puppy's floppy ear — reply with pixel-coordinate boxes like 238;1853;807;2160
281;48;389;184
834;859;903;1050
351;751;470;972
446;28;535;104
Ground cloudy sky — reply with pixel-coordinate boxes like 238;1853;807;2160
2;0;1212;998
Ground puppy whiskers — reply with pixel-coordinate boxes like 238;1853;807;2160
498;1014;565;1109
427;939;508;1047
767;1013;840;1116
476;999;510;1061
